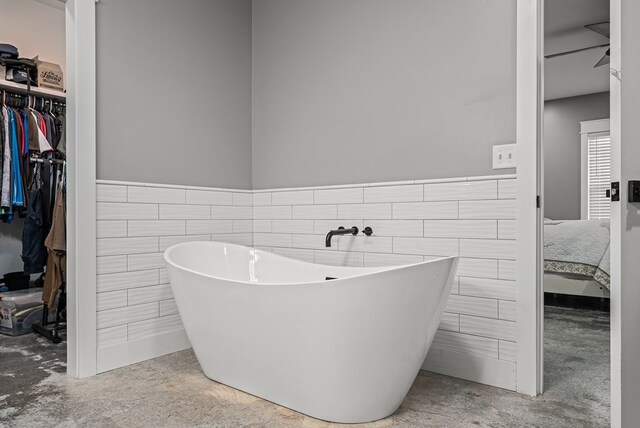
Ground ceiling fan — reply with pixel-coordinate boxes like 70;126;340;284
545;21;610;68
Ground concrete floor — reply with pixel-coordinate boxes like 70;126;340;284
0;305;609;427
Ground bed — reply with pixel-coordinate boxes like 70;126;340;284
544;219;610;298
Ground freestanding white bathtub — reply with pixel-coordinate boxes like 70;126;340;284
164;241;458;424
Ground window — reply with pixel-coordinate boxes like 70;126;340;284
581;119;611;220
586;132;611;219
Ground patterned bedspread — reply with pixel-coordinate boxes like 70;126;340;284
543;219;610;289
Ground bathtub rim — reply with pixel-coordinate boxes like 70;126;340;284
164;240;457;286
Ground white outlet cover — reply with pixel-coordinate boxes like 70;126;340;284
492;144;517;169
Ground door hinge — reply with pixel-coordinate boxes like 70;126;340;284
536;195;541;208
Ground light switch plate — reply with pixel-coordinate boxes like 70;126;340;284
493;144;517;169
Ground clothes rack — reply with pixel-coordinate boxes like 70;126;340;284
0;80;66;101
32;281;65;344
0;88;66;111
1;84;67;344
29;156;65;165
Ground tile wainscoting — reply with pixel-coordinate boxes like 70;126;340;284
95;181;253;372
251;175;517;390
95;175;517;390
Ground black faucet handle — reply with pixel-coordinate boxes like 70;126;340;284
363;226;373;236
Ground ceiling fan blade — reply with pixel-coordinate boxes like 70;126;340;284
585;22;610;39
594;50;611;68
545;43;610;59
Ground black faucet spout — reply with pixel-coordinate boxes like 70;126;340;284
325;226;359;247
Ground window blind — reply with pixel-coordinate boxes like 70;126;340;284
587;132;611;219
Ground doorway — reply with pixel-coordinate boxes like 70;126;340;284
0;0;70;412
0;0;97;385
516;0;640;424
541;0;611;418
541;0;611;421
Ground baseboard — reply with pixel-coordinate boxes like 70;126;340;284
97;329;191;373
422;348;517;391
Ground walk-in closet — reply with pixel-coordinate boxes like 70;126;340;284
0;0;67;365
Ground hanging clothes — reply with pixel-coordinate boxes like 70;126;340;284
56;111;66;156
0;93;64;222
1;90;67;341
27;108;40;152
8;108;23;208
1;105;9;210
42;180;66;308
30;110;54;153
21;162;48;274
0;107;3;216
1;91;66;283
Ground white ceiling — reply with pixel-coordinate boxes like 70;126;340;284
544;0;610;100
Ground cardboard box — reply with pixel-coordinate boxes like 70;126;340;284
33;56;64;91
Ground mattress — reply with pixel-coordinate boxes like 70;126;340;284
543;219;610;289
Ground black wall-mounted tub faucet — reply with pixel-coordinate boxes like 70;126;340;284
325;226;359;247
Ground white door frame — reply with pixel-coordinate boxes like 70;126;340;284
519;0;636;426
65;0;98;378
515;0;544;396
609;0;622;424
610;1;640;426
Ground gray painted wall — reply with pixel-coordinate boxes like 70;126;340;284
96;0;252;189
251;0;516;189
543;92;609;220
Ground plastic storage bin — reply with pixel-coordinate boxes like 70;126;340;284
0;288;44;336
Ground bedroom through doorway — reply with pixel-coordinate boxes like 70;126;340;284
542;0;610;416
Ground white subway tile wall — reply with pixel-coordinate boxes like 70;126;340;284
95;183;253;363
248;176;517;376
96;175;517;386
